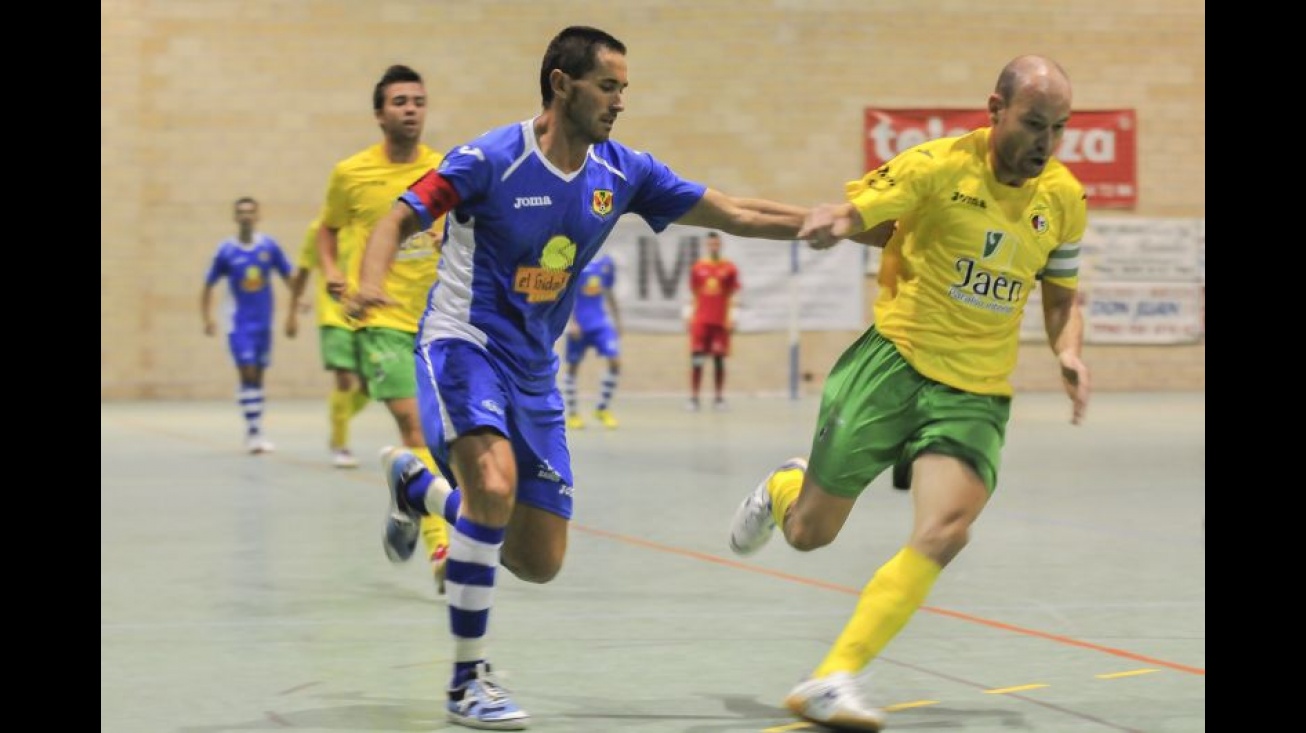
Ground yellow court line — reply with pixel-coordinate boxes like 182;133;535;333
1096;668;1161;679
761;723;814;733
885;699;941;711
985;683;1049;694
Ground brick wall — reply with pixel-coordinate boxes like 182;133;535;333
100;0;1205;399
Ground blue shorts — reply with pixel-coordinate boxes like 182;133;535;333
228;329;272;368
565;323;620;364
417;338;574;519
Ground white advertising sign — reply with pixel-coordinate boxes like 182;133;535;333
601;217;865;333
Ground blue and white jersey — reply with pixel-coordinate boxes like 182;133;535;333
203;234;291;334
404;119;705;388
572;253;615;332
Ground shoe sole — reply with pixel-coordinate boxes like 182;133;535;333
783;697;884;732
446;711;530;730
380;447;420;563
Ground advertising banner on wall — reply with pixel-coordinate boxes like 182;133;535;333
1082;282;1204;344
1080;217;1204;282
601;217;865;334
863;108;1138;208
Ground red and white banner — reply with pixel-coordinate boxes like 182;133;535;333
863;108;1138;209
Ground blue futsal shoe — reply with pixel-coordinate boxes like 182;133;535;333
379;446;423;563
447;663;530;730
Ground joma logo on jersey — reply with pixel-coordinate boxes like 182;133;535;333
950;191;987;209
592;189;613;216
513;195;553;209
951;257;1025;304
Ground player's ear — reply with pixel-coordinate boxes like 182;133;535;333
550;69;570;100
986;93;1003;124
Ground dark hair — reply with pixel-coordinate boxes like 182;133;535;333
373;64;424;112
234;196;258;211
539;26;626;107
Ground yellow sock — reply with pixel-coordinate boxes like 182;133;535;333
768;464;805;529
348;388;370;417
328;389;352;448
411;446;450;560
813;546;942;677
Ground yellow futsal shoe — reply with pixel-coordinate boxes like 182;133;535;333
567;413;585;430
595;409;619;429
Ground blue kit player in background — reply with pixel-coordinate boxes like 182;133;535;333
350;26;816;730
200;196;293;454
562;251;622;430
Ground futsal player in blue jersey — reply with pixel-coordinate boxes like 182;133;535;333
200;196;293;453
351;26;814;730
562;251;621;430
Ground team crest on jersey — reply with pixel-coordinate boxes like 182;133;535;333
514;235;575;303
591;189;614;216
1030;214;1049;234
981;231;1007;260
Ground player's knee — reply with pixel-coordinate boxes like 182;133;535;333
912;520;971;567
501;547;562;583
783;516;837;552
691;353;707;368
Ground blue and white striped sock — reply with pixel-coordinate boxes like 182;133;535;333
562;372;578;415
238;383;263;435
446;517;505;689
596;369;619;411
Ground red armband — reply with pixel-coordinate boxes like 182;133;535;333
409;169;462;220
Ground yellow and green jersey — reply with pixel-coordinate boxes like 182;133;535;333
320;143;445;333
848;127;1087;396
295;217;354;330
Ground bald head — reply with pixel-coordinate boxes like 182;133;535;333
994;55;1072;105
986;55;1073;185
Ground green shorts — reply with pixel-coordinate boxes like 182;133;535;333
807;326;1011;497
357;327;418;401
318;325;361;373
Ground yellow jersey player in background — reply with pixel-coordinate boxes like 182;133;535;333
316;64;451;592
728;54;1091;732
285;217;369;469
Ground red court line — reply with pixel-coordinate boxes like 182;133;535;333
573;524;1206;677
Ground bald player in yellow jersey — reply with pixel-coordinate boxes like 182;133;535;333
317;64;451;592
728;54;1091;732
286;218;370;469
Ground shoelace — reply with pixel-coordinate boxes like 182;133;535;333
468;669;514;705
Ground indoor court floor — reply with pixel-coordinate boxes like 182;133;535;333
101;391;1205;733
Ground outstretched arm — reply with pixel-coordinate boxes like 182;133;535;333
797;202;869;250
1041;280;1089;425
674;189;808;240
